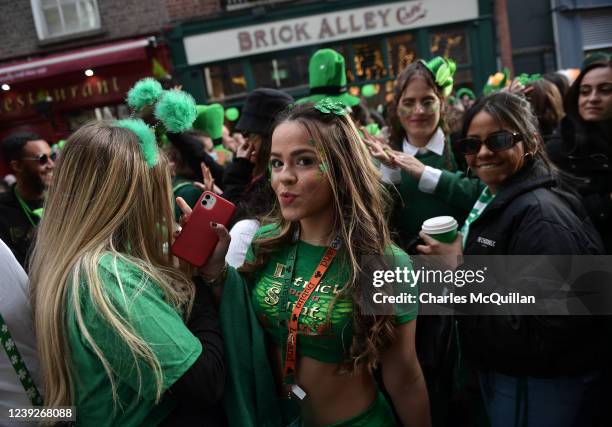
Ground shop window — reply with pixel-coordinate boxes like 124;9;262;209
328;45;355;83
204;62;248;102
429;27;470;64
352;41;387;81
31;0;101;40
387;33;418;77
65;104;128;132
251;54;309;90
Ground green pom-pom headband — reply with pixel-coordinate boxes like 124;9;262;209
154;90;198;133
126;78;163;112
114;119;159;168
421;57;457;97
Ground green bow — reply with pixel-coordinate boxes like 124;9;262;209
421;57;457;97
314;97;347;115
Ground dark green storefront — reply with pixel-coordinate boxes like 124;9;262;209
167;0;496;107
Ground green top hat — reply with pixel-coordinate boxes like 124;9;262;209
193;103;224;140
296;49;360;107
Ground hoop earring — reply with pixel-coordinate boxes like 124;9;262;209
466;166;472;178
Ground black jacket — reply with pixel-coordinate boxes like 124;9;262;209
0;185;41;269
458;159;608;377
547;117;612;252
222;158;275;228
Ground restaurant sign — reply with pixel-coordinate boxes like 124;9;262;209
184;0;478;64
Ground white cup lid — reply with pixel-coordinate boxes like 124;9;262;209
422;216;458;234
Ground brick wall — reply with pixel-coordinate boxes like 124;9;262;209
0;0;170;61
166;0;221;21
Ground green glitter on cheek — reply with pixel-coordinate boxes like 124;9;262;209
319;162;329;173
398;105;413;117
308;139;316;146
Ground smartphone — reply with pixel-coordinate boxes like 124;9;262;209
171;191;236;267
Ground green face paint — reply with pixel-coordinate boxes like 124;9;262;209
319;162;328;174
398;97;440;117
308;139;316;146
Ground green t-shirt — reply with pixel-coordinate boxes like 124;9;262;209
248;224;418;364
67;254;202;427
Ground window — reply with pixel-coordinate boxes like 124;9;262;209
429;27;470;64
387;33;418;77
251;54;310;90
352;41;387;81
31;0;100;40
204;61;248;102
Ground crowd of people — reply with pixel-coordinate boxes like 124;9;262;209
0;45;610;427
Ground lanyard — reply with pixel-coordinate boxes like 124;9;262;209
460;187;495;248
13;187;42;228
0;313;43;406
279;235;342;392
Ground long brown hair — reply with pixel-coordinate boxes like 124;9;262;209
30;122;194;408
241;103;398;372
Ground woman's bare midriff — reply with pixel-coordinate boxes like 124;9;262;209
269;345;378;427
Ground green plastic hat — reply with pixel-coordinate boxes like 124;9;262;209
456;87;476;100
193;103;224;140
297;49;360;107
582;51;611;69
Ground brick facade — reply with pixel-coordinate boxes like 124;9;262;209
0;0;169;61
167;0;221;21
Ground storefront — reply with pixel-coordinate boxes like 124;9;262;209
0;37;170;151
167;0;496;107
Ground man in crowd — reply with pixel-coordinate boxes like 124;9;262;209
0;132;55;268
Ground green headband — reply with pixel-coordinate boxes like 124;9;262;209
515;73;542;86
114;119;159;168
421;57;457;97
314;97;348;115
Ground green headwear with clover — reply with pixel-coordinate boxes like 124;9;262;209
420;56;457;97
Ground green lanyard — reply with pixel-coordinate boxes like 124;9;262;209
0;313;44;406
13;187;43;228
460;187;496;248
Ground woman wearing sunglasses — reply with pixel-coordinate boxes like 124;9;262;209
417;92;606;427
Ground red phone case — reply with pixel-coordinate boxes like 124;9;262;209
171;191;236;267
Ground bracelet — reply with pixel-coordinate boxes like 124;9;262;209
202;263;228;288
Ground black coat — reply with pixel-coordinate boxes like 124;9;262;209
547;117;612;252
458;159;609;377
221;158;275;228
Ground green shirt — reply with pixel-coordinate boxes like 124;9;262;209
67;254;202;427
248;224;418;364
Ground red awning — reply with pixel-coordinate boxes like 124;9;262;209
0;37;154;85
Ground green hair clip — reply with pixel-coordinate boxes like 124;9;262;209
515;73;542;86
421;57;457;97
114;119;159;168
314;97;347;115
126;78;163;112
154;90;198;133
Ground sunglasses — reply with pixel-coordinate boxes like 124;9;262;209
457;131;523;155
22;152;57;165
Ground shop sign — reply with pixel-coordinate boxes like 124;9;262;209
224;0;296;12
184;0;478;64
0;76;123;117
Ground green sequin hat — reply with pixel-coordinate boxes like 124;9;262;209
296;49;360;107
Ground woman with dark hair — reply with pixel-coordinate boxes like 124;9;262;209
418;92;606;427
548;59;612;251
525;78;565;143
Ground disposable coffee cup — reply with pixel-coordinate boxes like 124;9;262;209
422;216;458;243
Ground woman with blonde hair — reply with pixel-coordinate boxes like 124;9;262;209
30;118;225;426
179;100;430;426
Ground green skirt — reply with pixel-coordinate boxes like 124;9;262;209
285;391;396;427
